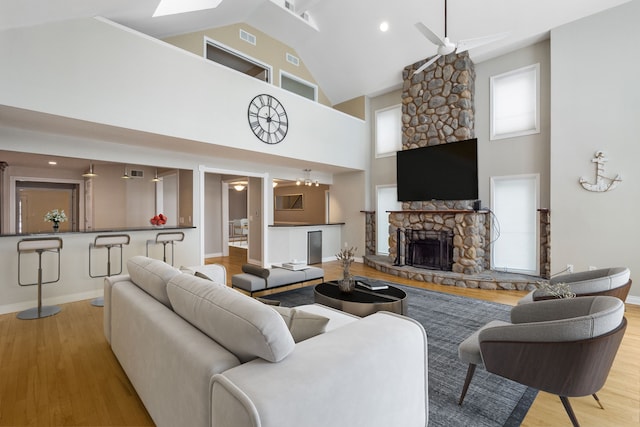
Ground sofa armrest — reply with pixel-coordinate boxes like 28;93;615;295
103;274;131;344
210;312;428;427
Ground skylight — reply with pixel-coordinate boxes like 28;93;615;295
153;0;223;17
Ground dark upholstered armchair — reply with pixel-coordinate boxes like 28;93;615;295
519;267;631;304
458;296;626;427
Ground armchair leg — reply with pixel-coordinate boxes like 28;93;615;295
592;393;605;409
559;396;581;427
458;363;477;406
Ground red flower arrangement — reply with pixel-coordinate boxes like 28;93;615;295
150;213;167;226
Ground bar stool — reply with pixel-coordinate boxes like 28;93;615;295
146;231;184;266
17;237;63;320
89;234;130;307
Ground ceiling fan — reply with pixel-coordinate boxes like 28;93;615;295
413;0;508;75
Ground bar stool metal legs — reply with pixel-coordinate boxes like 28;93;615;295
17;237;63;320
89;234;130;307
146;232;184;266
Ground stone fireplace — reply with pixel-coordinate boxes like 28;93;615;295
363;52;546;290
387;52;485;273
390;209;488;275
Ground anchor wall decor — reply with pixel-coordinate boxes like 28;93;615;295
579;151;621;192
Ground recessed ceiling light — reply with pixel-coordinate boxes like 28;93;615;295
153;0;223;17
48;161;57;165
379;21;390;32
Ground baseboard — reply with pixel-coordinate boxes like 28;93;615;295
0;289;103;316
626;295;640;305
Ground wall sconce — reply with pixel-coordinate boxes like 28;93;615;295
82;162;98;178
151;169;160;182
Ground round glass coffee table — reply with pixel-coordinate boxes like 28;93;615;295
314;279;408;317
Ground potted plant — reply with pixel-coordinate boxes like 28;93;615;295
44;209;68;232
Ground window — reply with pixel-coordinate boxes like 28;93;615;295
280;71;317;101
490;174;539;275
204;38;271;83
375;105;402;157
376;185;402;256
490;64;540;140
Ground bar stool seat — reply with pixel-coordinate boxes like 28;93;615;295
89;234;130;307
146;232;184;266
17;237;63;320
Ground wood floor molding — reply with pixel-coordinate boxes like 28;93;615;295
1;251;637;426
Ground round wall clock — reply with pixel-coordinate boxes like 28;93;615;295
247;94;289;144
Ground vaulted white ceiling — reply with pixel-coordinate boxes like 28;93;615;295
0;0;631;104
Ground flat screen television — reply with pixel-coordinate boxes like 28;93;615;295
396;138;478;201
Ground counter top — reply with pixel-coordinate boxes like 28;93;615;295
269;223;345;227
1;226;196;238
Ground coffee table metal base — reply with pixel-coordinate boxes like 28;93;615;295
314;281;407;317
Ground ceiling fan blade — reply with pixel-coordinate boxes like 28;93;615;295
412;55;441;76
455;32;509;53
415;22;446;47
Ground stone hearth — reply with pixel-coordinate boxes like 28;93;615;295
363;254;540;291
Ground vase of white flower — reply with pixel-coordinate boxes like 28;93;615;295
336;246;357;293
44;209;68;232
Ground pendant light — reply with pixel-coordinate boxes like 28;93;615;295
82;162;98;177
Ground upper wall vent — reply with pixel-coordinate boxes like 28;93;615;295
239;29;256;45
130;170;144;178
286;53;300;66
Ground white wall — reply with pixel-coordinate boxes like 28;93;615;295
550;0;640;298
0;17;367;172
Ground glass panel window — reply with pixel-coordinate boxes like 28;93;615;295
375;105;402;157
490;64;540;140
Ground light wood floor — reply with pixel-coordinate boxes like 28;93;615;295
1;247;637;426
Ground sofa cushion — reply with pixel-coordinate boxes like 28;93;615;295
272;306;330;342
127;256;181;308
266;268;306;287
166;274;295;363
242;264;270;279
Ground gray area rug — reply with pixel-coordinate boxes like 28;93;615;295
263;281;537;427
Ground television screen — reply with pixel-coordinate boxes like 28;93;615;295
396;138;478;201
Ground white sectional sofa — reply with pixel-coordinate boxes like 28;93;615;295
104;256;429;427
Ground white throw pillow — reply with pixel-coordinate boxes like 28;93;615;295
167;274;295;363
272;306;330;342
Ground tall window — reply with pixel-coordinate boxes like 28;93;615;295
376;185;402;255
490;64;540;140
490;174;539;275
375;105;402;157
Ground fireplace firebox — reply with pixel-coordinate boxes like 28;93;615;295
404;229;453;271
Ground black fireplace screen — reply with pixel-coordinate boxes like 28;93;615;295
404;229;453;271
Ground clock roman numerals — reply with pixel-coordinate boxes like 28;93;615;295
247;94;288;144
